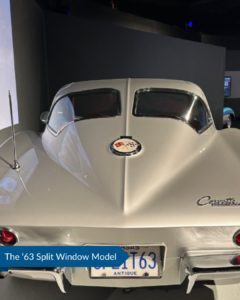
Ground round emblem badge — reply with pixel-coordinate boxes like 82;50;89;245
110;137;142;156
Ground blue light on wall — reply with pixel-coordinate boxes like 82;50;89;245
186;20;193;28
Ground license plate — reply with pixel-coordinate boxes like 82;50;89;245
90;246;161;278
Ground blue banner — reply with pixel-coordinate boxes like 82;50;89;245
0;246;129;269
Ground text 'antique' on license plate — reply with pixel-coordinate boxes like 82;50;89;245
90;246;162;278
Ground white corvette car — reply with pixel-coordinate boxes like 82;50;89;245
1;78;240;299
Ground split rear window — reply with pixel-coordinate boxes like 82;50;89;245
48;88;121;134
69;88;121;119
133;88;212;133
133;89;192;118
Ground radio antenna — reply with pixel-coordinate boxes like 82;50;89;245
8;91;20;170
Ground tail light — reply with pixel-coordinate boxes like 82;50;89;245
231;255;240;266
0;228;17;245
233;231;240;246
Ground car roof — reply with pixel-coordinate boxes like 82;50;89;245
52;78;208;106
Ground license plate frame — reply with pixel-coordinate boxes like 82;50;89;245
90;246;162;278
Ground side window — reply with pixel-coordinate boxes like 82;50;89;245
188;99;212;133
48;96;74;135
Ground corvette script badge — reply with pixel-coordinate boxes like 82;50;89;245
197;196;240;207
110;137;142;156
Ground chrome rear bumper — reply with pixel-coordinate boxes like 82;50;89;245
183;250;240;293
2;250;240;295
0;268;70;293
186;268;240;293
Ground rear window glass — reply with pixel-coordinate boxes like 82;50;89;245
133;89;193;119
68;88;121;120
133;88;212;133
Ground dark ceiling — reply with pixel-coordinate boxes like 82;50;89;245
36;0;240;36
